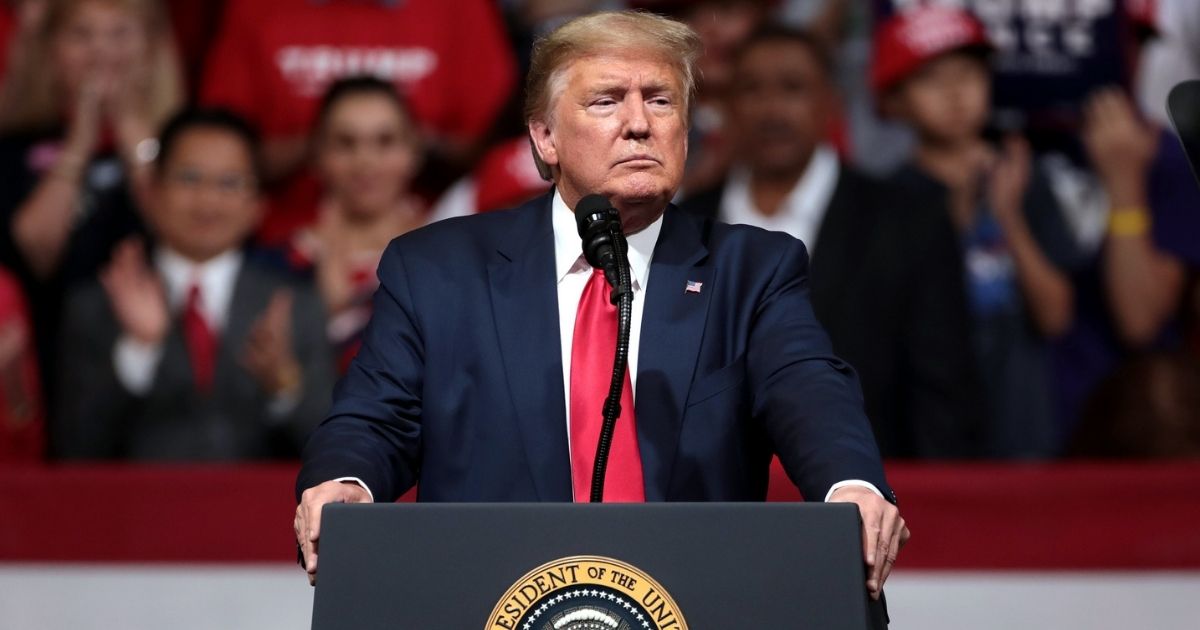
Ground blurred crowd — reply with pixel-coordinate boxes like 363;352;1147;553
1;0;1198;463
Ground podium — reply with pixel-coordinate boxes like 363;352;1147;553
311;502;888;629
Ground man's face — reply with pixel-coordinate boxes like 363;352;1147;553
149;128;262;262
530;53;687;231
729;40;833;178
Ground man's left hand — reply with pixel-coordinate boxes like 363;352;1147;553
242;289;301;395
828;485;911;600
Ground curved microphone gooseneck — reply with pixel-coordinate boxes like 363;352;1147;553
574;195;634;503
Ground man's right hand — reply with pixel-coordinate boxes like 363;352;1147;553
295;480;373;585
100;238;168;345
1082;87;1157;205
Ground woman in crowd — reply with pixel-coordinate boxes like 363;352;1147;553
1;0;182;278
0;0;182;406
287;76;425;371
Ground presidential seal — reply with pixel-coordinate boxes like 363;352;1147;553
487;556;688;630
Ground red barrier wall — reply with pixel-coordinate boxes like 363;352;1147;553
2;460;1198;569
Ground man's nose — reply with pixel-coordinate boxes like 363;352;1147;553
622;98;651;139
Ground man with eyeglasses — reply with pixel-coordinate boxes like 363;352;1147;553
53;108;335;460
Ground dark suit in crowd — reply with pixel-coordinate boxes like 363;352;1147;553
55;257;334;460
681;167;981;458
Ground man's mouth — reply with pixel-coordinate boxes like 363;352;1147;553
616;154;660;166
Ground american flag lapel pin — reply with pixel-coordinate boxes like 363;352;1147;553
685;280;703;294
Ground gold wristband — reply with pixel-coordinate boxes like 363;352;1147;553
1108;207;1151;237
274;362;302;394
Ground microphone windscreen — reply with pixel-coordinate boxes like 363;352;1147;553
574;194;614;237
1169;80;1200;189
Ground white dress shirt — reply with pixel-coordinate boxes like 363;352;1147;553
343;188;882;503
113;247;244;395
719;144;840;254
111;247;300;418
551;189;661;436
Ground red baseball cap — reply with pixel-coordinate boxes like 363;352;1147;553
870;6;993;97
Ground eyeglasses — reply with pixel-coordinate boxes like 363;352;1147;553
163;167;257;196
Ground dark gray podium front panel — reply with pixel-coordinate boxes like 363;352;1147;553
311;502;880;629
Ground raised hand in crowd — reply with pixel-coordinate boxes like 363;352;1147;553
10;75;104;279
8;0;180;281
303;205;407;317
102;61;160;210
99;237;168;346
0;322;24;378
1084;87;1159;207
985;135;1031;221
0;321;30;416
0;316;41;455
1083;87;1185;346
242;289;302;397
987;135;1074;337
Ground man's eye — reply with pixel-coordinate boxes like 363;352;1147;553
649;97;672;107
172;170;203;186
591;98;617;107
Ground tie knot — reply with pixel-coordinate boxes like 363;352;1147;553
185;283;207;317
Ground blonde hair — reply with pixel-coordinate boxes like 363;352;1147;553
524;11;702;181
0;0;183;134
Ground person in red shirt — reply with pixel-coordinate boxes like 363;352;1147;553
0;2;13;83
201;0;517;243
427;135;552;223
164;0;227;94
0;266;42;461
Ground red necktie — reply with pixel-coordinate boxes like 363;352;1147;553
569;267;645;502
182;283;217;394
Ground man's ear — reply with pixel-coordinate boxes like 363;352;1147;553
528;119;559;169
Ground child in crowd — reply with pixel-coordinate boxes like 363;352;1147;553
873;6;1080;458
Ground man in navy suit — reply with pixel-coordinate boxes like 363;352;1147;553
295;11;909;597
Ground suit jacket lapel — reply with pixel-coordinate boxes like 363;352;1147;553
488;198;572;501
636;206;712;501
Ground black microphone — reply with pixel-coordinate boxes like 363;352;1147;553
572;193;634;502
1168;80;1200;188
574;194;622;287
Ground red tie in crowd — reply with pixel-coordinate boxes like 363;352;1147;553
183;283;217;394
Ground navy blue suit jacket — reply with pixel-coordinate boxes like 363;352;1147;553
297;194;894;504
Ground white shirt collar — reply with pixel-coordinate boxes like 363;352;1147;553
719;144;840;252
551;189;663;290
155;246;244;330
